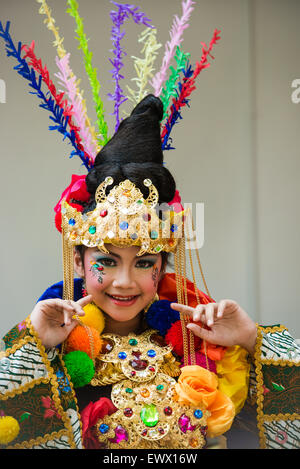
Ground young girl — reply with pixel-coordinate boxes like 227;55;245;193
1;96;298;450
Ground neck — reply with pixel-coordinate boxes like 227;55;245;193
103;311;146;336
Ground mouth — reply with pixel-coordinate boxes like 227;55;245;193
105;293;140;306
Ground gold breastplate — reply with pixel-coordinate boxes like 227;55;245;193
90;330;210;449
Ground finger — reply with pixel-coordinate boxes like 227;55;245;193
77;295;93;308
170;303;195;316
217;299;230;318
193;304;205;323
186;323;215;343
205;303;216;327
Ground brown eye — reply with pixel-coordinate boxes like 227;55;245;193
136;260;155;269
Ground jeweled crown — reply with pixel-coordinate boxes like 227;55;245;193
61;177;184;255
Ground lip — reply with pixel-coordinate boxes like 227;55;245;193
105;293;140;307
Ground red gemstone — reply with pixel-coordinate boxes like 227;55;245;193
164;406;172;416
130;358;149;371
148;366;155;372
100;210;108;217
131;370;136;376
143;213;151;222
132;351;141;358
158;427;165;434
100;338;114;354
150;333;167;347
97;266;104;271
124;408;133;417
142;429;147;436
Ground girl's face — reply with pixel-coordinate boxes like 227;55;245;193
74;245;163;323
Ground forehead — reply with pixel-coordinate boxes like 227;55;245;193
89;245;159;259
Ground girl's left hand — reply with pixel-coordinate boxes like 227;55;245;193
170;299;257;355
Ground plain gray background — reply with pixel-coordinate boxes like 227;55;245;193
0;0;299;338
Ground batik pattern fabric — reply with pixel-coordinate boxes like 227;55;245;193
0;317;82;449
251;325;300;449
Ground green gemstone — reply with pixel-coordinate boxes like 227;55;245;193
89;225;96;234
137;199;143;204
125;388;133;394
156;385;164;391
129;339;138;346
140;404;159;427
154;245;163;252
150;230;158;240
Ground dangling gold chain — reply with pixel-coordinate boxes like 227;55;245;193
185;211;209;371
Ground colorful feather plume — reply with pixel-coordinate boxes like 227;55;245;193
66;0;109;147
161;29;221;150
151;0;195;98
126;27;161;107
108;1;153;132
36;0;99;151
55;54;98;162
0;21;92;170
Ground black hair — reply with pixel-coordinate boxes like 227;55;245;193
76;94;176;213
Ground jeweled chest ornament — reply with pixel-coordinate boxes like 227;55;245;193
61;177;184;256
92;330;209;449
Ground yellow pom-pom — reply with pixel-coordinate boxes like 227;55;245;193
65;324;102;359
80;303;105;334
0;416;20;445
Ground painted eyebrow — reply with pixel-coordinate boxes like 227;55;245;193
98;251;157;260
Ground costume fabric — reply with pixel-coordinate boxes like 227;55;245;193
0;274;299;449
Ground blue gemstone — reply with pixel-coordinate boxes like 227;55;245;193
119;221;129;230
194;409;203;419
147;349;156;358
68;218;76;226
118;352;127;360
171;224;178;232
99;424;109;434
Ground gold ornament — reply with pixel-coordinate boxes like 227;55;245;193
92;329;209;449
61;177;184;256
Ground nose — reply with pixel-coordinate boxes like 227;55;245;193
112;266;137;290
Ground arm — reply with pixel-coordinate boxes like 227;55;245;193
0;296;91;448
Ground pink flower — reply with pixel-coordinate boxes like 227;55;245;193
168;190;184;213
17;321;26;331
41;396;61;420
54;174;90;232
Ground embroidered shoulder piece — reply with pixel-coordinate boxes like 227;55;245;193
0;318;82;449
253;324;300;449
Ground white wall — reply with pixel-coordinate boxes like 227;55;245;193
0;0;299;338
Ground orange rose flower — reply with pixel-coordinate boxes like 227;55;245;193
174;365;235;438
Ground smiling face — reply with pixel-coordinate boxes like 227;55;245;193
74;245;164;324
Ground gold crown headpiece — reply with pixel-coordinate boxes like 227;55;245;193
61;177;184;256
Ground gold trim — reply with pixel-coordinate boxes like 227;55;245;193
264;413;300;422
7;428;69;449
253;325;300;449
24;317;79;449
0;378;49;401
254;325;267;449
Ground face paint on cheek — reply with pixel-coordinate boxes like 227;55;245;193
90;261;106;284
152;265;159;288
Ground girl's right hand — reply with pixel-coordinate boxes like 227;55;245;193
30;295;93;348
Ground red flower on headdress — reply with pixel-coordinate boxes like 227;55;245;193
54;174;91;232
168;190;184;213
81;398;117;449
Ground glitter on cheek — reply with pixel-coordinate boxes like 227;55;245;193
89;261;106;284
151;264;159;288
